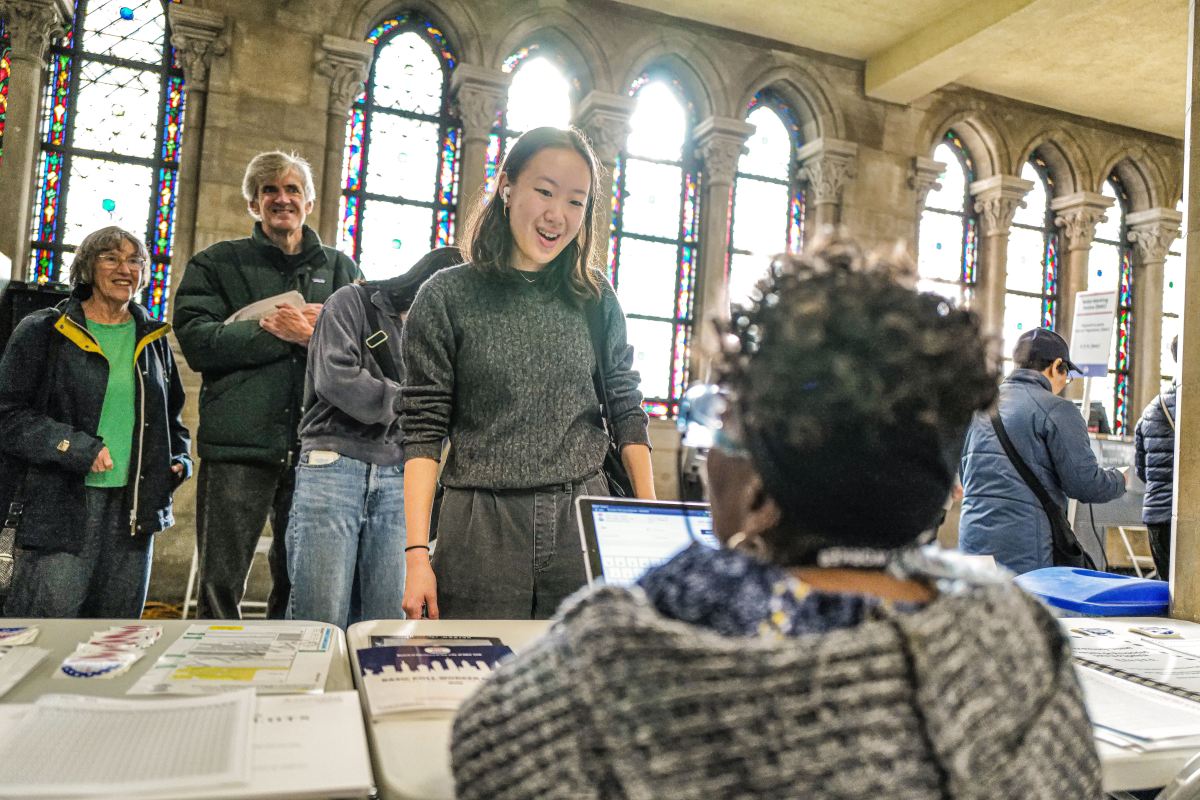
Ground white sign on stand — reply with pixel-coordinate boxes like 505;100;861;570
1067;289;1118;531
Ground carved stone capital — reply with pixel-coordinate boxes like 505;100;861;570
910;156;946;210
692;117;755;187
450;64;510;139
1127;207;1183;265
1050;191;1115;251
316;34;372;113
0;0;70;60
969;174;1034;237
796;138;858;206
168;5;227;91
574;91;635;166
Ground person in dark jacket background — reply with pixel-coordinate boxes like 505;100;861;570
0;226;191;618
174;151;361;620
287;247;464;629
959;328;1127;574
1135;334;1178;580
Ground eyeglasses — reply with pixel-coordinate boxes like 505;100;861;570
676;383;748;455
96;253;147;270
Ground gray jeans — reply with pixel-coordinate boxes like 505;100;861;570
433;472;608;619
4;487;152;618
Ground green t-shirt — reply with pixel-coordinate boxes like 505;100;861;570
85;318;136;489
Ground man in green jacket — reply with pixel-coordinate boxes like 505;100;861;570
174;151;361;619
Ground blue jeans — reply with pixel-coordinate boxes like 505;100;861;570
285;452;406;628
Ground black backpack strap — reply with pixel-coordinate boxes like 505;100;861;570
355;284;401;383
989;411;1067;522
584;301;617;444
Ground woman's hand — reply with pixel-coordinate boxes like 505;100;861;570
402;555;439;619
89;446;113;473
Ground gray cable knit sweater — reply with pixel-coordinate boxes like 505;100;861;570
451;582;1102;799
399;265;649;489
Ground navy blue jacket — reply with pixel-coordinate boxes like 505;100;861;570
959;369;1125;574
1134;383;1177;525
0;293;192;552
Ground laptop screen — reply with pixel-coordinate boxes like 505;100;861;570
576;497;716;586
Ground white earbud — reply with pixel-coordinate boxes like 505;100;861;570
501;187;511;203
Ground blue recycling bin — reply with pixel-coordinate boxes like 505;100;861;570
1014;567;1169;616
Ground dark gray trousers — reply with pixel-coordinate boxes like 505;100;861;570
432;472;608;620
195;459;294;619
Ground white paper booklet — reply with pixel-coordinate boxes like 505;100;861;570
357;642;512;716
223;290;305;324
1079;666;1200;748
0;646;48;698
0;690;253;798
128;624;335;696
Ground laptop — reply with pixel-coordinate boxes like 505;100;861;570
575;496;716;587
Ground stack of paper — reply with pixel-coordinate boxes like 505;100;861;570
357;639;513;716
1079;667;1200;751
0;647;48;699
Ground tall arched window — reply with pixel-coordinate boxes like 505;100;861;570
1088;174;1133;434
0;21;10;165
338;15;460;280
29;0;186;320
1001;154;1058;371
727;92;804;308
483;45;574;195
917;130;978;305
1162;199;1184;391
609;74;699;418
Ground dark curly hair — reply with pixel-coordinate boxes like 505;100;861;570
715;235;999;564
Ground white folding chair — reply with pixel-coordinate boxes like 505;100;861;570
181;535;273;619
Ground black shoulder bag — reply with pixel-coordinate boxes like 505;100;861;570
584;301;634;498
989;411;1097;570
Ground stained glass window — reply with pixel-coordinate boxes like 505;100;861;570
917;130;978;306
0;20;10;166
1088;175;1132;434
1001;154;1058;372
483;45;574;196
337;15;460;280
609;74;699;418
727;93;804;308
29;0;185;320
1162;199;1184;392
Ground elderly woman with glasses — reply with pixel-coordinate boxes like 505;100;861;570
449;237;1101;799
0;226;191;618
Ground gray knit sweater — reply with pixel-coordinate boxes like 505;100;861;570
399;265;649;489
451;583;1102;799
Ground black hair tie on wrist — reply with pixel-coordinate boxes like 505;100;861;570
405;544;430;552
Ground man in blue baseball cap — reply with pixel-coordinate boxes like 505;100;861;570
958;328;1127;574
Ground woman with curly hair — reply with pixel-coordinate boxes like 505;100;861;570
449;237;1101;799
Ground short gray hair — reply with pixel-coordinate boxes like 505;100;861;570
242;151;316;206
70;226;150;292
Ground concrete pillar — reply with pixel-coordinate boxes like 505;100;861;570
969;174;1034;337
314;34;372;247
1050;191;1113;341
796;137;857;233
1171;0;1200;617
1127;207;1183;417
167;5;226;282
909;155;946;248
449;64;509;210
574;90;634;266
0;0;70;280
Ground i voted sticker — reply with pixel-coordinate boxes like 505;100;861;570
1130;625;1183;639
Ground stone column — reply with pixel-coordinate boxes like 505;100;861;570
574;90;634;260
314;35;372;246
449;64;509;210
0;0;70;280
1171;0;1200;614
796;137;857;233
167;5;226;283
690;116;754;382
1050;191;1114;341
909;155;946;247
968;174;1034;337
1127;207;1183;421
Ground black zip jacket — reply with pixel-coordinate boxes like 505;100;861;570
0;291;192;552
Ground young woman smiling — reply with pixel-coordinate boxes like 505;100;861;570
399;126;654;620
